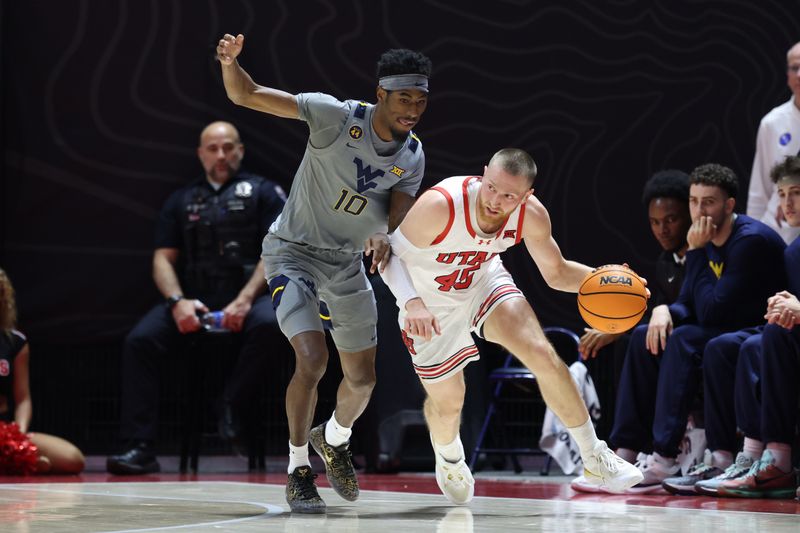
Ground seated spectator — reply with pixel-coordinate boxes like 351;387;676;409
106;121;286;475
0;268;85;475
693;155;800;499
579;170;691;425
598;164;786;493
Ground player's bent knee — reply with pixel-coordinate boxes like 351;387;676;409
293;351;329;383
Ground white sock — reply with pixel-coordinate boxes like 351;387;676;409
325;411;352;447
288;441;310;474
711;450;733;469
432;434;464;463
766;443;793;473
566;417;600;459
742;437;764;461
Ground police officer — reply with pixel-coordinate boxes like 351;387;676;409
107;121;286;474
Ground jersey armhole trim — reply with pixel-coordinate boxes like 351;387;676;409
430;187;456;245
515;201;527;244
462;177;479;238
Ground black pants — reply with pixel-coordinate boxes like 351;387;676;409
758;324;800;444
119;295;281;443
702;327;762;452
610;323;724;457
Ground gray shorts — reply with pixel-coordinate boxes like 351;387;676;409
262;233;377;353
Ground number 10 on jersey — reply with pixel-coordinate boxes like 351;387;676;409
333;188;368;216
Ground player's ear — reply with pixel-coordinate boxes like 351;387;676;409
725;196;736;214
376;86;387;103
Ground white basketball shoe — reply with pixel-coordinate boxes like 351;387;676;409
434;455;475;504
431;435;475;504
581;441;644;493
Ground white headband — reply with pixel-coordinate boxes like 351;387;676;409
379;74;429;93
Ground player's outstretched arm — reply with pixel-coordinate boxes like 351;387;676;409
380;189;451;339
521;196;592;292
364;190;419;274
217;33;298;119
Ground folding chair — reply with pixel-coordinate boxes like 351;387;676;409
469;326;580;474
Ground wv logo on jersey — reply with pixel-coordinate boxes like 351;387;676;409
709;261;724;279
599;275;632;286
354;157;385;193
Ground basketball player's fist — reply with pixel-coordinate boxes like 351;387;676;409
404;298;441;341
687;216;716;250
217;34;244;65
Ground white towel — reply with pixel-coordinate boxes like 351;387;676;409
538;361;601;474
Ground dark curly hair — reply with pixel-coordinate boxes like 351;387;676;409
689;163;738;199
769;155;800;184
376;49;432;79
641;169;690;206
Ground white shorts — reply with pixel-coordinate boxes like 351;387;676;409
398;266;525;383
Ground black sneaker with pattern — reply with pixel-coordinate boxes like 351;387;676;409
309;423;360;501
286;466;326;513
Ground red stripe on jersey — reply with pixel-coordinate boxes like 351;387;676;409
472;284;523;327
462;177;479;238
430;187;456;245
515;200;527;245
415;345;480;379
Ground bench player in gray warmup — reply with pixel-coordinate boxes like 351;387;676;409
217;33;431;513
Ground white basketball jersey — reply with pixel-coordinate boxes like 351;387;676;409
405;175;526;307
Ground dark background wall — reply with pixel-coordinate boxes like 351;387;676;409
1;0;798;454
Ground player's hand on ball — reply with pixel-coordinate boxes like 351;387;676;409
621;263;651;300
217;34;244;65
404;298;441;341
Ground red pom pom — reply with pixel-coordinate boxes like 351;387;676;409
0;421;40;475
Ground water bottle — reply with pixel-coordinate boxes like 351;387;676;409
200;310;227;332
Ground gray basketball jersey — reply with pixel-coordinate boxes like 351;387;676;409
269;93;425;252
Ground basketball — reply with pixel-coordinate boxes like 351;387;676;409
577;264;647;333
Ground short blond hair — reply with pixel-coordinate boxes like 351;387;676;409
0;268;17;332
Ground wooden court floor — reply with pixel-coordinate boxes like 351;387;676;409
1;462;798;532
